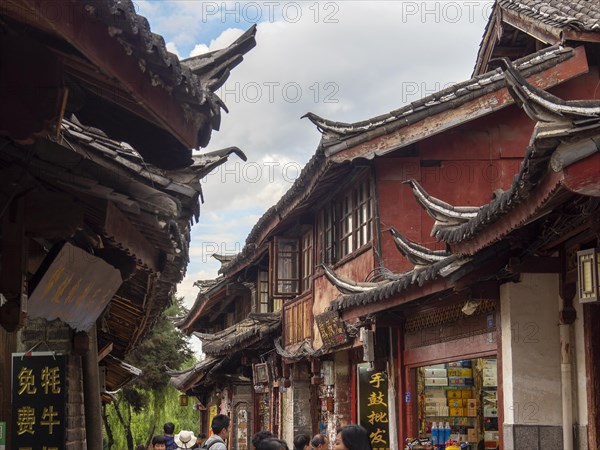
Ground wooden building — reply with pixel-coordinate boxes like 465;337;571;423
0;1;255;448
175;2;599;449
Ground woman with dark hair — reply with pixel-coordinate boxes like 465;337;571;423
257;438;290;450
333;425;372;450
310;433;328;450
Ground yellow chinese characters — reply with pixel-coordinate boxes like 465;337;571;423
367;410;389;425
41;366;61;394
41;406;60;434
369;428;387;445
17;367;37;395
367;391;387;408
369;372;385;389
16;406;35;435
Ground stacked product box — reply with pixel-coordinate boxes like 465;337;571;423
425;389;448;416
424;366;448;387
483;359;497;387
447;361;474;387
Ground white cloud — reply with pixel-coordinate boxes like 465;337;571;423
165;42;181;58
189;43;210;57
162;1;492;314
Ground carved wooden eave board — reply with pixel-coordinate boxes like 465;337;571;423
473;0;599;76
0;0;256;168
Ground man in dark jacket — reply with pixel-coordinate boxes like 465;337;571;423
164;422;177;450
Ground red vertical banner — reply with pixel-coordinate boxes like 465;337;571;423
357;364;390;450
11;352;66;450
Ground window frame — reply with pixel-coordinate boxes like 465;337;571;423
319;177;374;263
301;229;314;293
273;236;301;297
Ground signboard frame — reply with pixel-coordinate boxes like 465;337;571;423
11;352;67;450
357;363;390;450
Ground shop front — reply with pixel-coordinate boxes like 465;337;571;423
400;298;499;449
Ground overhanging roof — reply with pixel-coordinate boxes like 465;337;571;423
473;0;600;75
0;0;256;168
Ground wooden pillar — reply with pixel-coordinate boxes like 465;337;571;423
584;303;600;450
0;328;17;449
82;324;102;450
0;197;27;449
0;197;27;332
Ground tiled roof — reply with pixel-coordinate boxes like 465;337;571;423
86;1;256;124
193;313;281;356
328;256;461;312
498;0;600;32
433;59;600;246
214;46;577;282
304;46;574;152
168;356;220;392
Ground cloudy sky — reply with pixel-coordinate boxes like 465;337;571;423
135;1;493;348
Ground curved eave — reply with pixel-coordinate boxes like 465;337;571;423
389;228;452;267
404;179;480;231
321;264;382;294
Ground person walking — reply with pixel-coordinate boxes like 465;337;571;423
191;433;207;449
310;434;328;450
252;430;274;449
293;434;310;450
152;435;168;450
175;430;197;449
200;414;230;450
333;425;372;450
164;422;178;450
257;438;290;450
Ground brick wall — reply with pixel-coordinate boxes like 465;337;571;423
18;319;87;449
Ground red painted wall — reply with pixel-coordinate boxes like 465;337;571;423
376;103;534;274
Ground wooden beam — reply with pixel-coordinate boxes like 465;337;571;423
97;342;114;362
562;152;600;198
209;294;237;322
562;29;600;43
24;191;84;239
507;256;561;274
0;197;28;332
226;282;251;297
101;201;161;272
22;0;201;150
502;10;562;45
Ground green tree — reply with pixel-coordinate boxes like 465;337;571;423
103;296;197;449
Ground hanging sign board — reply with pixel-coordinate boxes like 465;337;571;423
357;363;390;450
315;311;349;347
28;242;122;331
11;352;67;449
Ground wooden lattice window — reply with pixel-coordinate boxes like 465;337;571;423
301;230;313;293
273;237;300;296
320;202;337;264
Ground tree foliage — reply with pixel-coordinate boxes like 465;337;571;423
103;296;198;449
126;297;193;391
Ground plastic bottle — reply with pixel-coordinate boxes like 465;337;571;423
431;422;438;445
444;421;451;444
438;421;444;447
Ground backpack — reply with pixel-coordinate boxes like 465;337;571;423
200;439;219;450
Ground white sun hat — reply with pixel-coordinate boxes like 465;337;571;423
174;430;197;449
